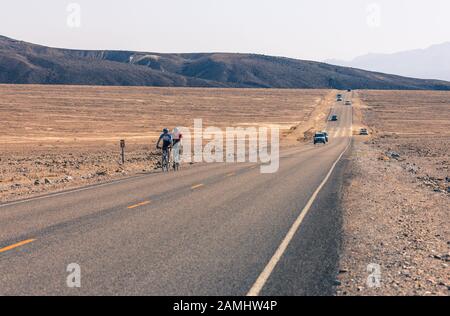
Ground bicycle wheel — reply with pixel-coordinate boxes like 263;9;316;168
162;151;169;172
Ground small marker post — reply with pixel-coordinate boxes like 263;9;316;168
120;139;126;164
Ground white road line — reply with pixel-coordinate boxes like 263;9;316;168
247;109;353;297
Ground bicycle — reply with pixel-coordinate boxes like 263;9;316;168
158;146;172;172
172;141;182;172
172;146;182;172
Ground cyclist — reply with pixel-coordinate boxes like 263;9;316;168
156;128;173;170
172;127;183;170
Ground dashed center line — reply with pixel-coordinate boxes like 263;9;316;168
0;239;36;254
191;184;205;190
127;200;151;209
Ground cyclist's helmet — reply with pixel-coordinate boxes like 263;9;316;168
162;128;169;133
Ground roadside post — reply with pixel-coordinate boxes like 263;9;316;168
120;140;126;164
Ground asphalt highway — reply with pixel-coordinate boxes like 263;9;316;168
0;92;353;295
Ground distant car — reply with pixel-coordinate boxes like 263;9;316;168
314;132;327;145
345;101;352;105
337;98;343;102
359;128;369;135
331;115;338;121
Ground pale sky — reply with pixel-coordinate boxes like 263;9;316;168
1;0;450;61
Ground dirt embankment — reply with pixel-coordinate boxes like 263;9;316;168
337;90;449;296
283;90;337;143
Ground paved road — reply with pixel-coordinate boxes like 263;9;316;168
0;92;353;295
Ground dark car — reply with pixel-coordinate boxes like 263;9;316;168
314;132;327;145
359;128;369;135
331;115;338;121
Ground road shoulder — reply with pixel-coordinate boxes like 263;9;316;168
336;92;449;296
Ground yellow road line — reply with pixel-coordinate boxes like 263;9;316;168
0;239;36;254
191;184;204;190
127;200;151;209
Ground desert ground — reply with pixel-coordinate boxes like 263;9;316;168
0;84;333;202
1;85;448;296
337;90;449;296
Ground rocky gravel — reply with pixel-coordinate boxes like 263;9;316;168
0;144;161;203
337;91;449;296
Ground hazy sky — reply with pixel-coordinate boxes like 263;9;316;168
1;0;449;61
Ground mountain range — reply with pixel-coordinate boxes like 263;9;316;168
326;42;450;82
1;35;449;90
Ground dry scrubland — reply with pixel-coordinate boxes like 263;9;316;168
0;84;333;202
338;90;449;296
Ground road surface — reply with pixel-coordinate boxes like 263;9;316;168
0;92;353;295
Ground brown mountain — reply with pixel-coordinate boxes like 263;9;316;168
1;35;450;90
